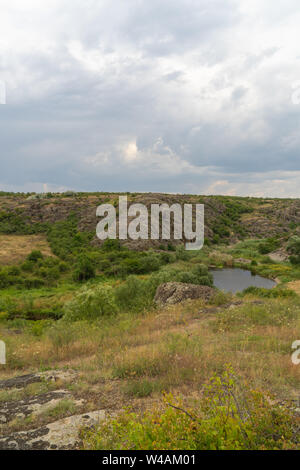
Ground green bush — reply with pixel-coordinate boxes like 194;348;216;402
0;270;24;289
27;250;44;262
21;260;35;272
176;272;199;284
175;245;189;261
102;239;121;251
0;271;11;289
258;238;280;255
6;266;21;276
115;275;152;312
72;255;95;282
58;261;68;273
63;285;118;321
83;367;297;450
24;278;45;289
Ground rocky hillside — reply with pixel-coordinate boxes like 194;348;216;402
0;193;300;249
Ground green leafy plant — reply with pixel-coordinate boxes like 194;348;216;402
63;284;118;321
83;367;297;450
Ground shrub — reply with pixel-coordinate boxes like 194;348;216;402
192;264;213;286
64;285;118;321
159;252;176;264
147;264;213;297
24;278;45;289
27;250;44;262
21;260;35;272
72;255;95;282
7;266;21;276
176;272;199;284
58;262;68;273
115;275;152;312
0;271;11;289
258;238;280;255
175;245;189;261
102;239;121;251
83;367;297;450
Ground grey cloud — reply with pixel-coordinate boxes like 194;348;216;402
1;0;300;196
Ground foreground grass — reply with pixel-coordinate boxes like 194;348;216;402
83;367;298;450
0;286;299;449
1;295;299;403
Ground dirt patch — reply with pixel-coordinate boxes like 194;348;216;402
0;234;53;265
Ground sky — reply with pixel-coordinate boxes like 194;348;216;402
1;0;300;197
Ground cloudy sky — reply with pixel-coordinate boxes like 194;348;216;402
1;0;300;196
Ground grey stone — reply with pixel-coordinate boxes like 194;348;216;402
154;282;215;306
0;410;106;450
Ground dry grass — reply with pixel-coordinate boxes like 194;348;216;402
287;280;300;295
1;297;299;411
0;234;53;265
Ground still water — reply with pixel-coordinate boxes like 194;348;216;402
211;268;276;294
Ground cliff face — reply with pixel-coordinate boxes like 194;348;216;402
0;193;300;249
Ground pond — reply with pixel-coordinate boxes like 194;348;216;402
210;268;276;294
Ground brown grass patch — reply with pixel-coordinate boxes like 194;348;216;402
286;280;300;295
0;234;53;265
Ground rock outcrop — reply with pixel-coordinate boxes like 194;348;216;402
0;370;77;390
154;282;215;306
0;370;103;450
0;410;106;450
0;390;74;424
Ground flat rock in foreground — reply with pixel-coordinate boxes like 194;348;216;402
0;410;106;450
154;282;215;306
0;390;75;424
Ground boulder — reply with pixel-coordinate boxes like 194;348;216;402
154;282;215;306
268;250;289;262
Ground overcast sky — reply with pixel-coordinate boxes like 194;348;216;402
1;0;300;197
